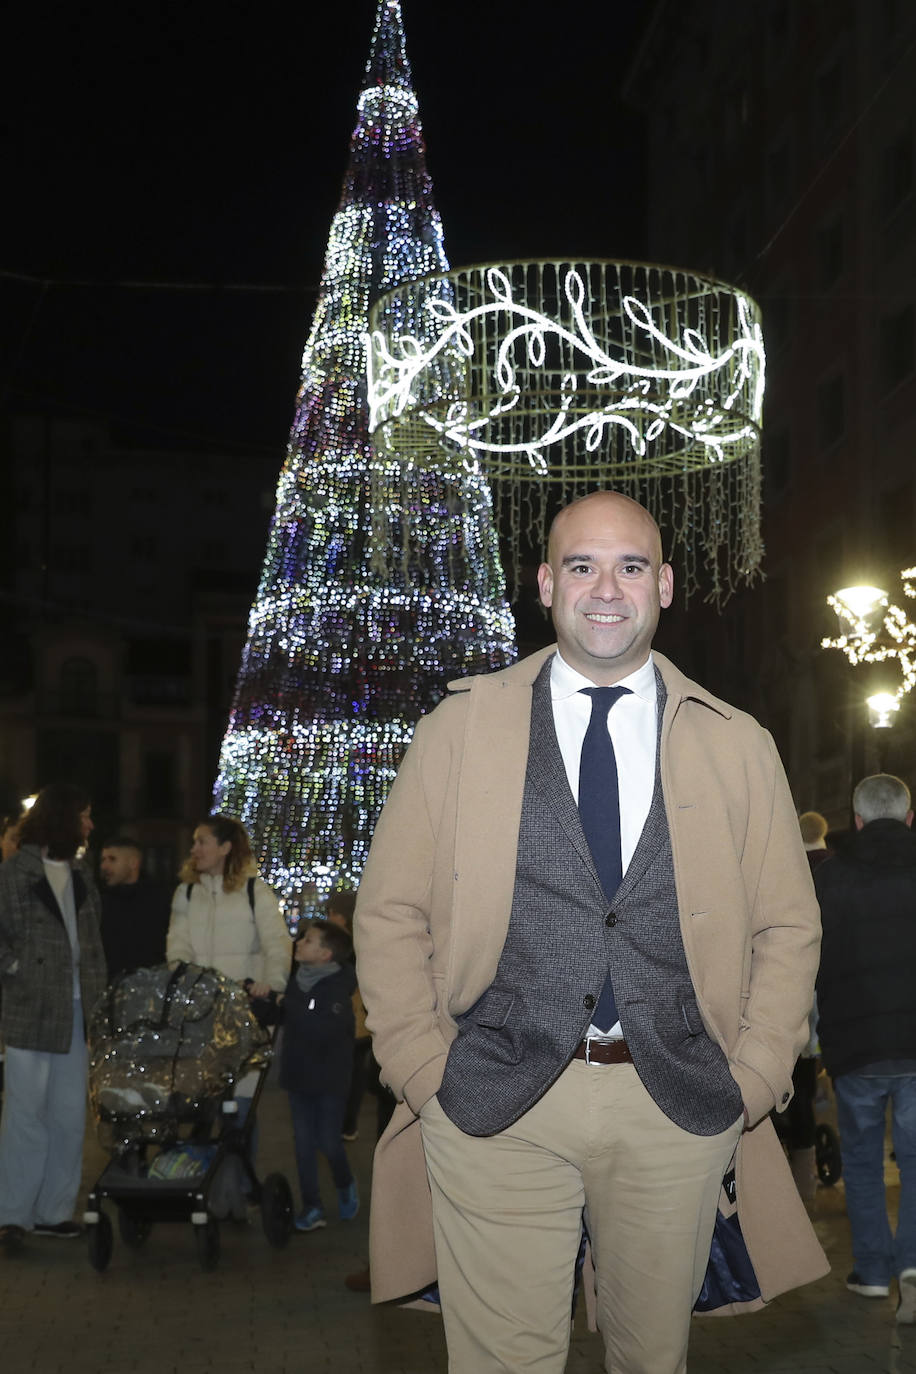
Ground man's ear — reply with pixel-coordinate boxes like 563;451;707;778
658;562;674;609
537;562;554;608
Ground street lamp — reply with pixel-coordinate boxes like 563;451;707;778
823;570;916;702
867;692;901;729
822;572;916;796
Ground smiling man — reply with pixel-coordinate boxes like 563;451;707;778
355;490;827;1374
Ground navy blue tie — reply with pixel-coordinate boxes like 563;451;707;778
578;685;630;1032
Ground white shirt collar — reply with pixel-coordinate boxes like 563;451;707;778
550;650;657;705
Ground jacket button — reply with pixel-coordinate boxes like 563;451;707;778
781;1092;790;1104
583;994;595;1011
605;911;617;927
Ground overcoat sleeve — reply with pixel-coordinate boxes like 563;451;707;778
355;712;453;1114
725;731;820;1125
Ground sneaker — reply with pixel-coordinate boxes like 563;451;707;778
847;1271;890;1298
32;1221;83;1238
294;1208;326;1233
898;1269;916;1323
338;1180;359;1221
0;1224;25;1251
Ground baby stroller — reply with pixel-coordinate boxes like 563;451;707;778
83;962;293;1271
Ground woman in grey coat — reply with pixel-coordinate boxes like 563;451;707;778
0;783;106;1250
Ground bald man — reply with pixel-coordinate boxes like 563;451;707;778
356;491;827;1373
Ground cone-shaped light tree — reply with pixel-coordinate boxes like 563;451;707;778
213;0;516;914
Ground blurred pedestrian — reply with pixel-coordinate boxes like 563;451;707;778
99;836;170;980
816;774;916;1320
0;782;106;1250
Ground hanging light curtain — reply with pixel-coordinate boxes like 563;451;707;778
367;259;765;604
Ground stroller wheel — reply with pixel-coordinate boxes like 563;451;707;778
195;1216;221;1271
260;1172;293;1248
87;1211;113;1272
815;1122;842;1186
118;1208;152;1249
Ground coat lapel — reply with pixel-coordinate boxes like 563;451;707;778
526;660;600;888
616;668;668;901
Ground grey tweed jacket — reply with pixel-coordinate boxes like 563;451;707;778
0;843;107;1051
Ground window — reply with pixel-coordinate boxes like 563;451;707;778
814;54;845;137
816;217;844;289
56;545;91;573
883;124;914;215
764;428;791;502
878;481;915;570
817;373;845;449
60;658;98;716
879;304;915;391
131;535;159;561
143;751;176;814
763;289;793;355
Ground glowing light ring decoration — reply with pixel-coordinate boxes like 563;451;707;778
366;260;765;603
822;568;916;701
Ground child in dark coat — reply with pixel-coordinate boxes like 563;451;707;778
279;920;358;1232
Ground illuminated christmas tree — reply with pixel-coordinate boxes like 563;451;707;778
214;0;515;913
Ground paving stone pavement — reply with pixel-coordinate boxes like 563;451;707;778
2;1071;915;1373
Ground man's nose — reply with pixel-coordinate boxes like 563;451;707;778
592;570;621;599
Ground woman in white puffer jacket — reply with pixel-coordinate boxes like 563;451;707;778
166;814;290;994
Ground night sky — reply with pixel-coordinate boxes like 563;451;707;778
1;0;647;465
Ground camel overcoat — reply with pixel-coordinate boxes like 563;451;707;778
354;646;829;1308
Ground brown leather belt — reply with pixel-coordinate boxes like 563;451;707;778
572;1038;634;1065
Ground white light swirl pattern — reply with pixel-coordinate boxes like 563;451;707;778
366;261;765;479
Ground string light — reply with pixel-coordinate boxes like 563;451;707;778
822;571;916;701
212;0;515;918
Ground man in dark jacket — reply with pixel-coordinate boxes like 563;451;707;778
98;837;170;980
816;773;916;1321
279;920;358;1233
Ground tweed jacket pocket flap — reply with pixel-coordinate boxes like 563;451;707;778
466;986;514;1028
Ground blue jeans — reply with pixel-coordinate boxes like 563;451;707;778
287;1091;352;1212
834;1072;916;1284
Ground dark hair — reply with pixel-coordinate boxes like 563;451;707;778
327;888;357;931
19;783;90;860
102;836;143;855
313;920;353;965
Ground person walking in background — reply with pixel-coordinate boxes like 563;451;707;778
800;810;832;873
356;490;826;1373
782;810;833;1204
279;919;359;1233
816;773;916;1321
0;783;106;1250
99;836;170;980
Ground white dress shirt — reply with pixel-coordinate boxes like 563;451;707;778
549;650;659;1039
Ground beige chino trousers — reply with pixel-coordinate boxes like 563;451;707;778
419;1060;743;1374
